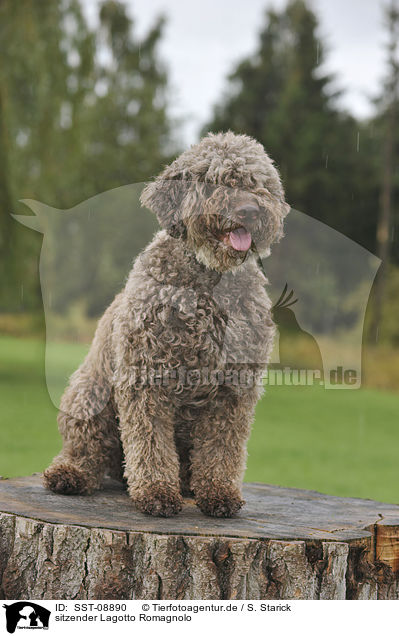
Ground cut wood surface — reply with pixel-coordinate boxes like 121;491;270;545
0;475;399;600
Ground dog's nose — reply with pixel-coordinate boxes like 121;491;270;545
235;204;259;227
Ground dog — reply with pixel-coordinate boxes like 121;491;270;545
43;131;289;517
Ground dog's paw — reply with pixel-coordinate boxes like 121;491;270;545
133;482;183;517
195;485;244;518
43;464;92;495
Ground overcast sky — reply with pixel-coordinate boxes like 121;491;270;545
84;0;389;145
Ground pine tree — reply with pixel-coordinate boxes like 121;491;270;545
84;0;173;190
370;1;399;338
203;0;375;251
72;0;175;316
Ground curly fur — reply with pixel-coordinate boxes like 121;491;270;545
43;131;289;518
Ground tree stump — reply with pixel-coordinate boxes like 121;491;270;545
0;475;399;600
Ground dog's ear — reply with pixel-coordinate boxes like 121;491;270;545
140;170;188;239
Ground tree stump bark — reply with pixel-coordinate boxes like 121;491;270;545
0;475;399;600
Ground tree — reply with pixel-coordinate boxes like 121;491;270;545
0;0;96;311
370;1;399;338
86;0;173;188
58;0;175;317
0;84;16;307
203;0;377;253
0;0;175;316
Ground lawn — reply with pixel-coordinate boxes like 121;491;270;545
1;335;398;503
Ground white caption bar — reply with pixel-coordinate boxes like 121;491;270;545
1;599;395;635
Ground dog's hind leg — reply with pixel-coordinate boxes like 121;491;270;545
43;398;121;495
43;299;121;495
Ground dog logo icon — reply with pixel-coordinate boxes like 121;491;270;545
3;602;50;633
13;186;380;395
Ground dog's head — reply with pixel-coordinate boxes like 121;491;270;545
141;131;289;272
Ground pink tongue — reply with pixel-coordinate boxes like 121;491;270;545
229;227;252;251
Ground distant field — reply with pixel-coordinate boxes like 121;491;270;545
248;383;399;503
1;335;398;503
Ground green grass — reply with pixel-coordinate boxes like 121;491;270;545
247;384;399;503
0;336;60;479
1;335;398;503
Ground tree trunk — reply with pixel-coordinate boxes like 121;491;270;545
1;475;399;600
0;84;17;309
370;1;399;339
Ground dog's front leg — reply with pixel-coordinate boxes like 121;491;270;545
116;386;183;517
190;387;256;517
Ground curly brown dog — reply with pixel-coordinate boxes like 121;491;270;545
43;131;289;517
